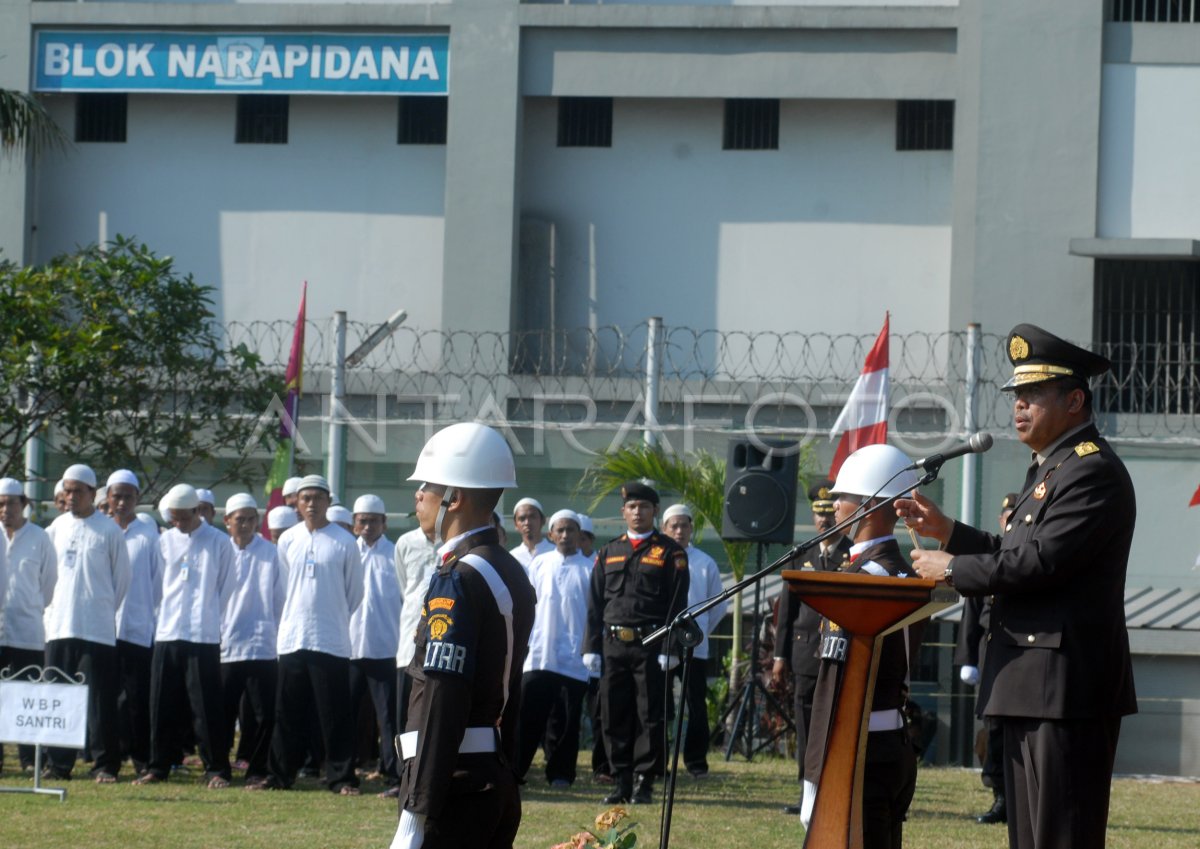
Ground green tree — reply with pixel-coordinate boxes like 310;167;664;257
0;88;68;156
0;236;282;497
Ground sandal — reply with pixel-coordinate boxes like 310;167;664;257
207;776;231;789
338;785;361;796
94;772;118;785
132;773;163;785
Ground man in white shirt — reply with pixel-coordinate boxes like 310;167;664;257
0;477;57;774
219;493;286;784
386;494;438;800
251;474;364;795
107;469;163;779
196;488;217;524
517;509;593;787
134;484;234;788
43;463;132;783
509;497;553;573
349;494;402;790
662;503;728;778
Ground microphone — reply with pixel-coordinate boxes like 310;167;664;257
909;433;993;471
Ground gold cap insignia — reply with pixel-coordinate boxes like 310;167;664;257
1074;441;1099;457
1009;335;1030;361
817;487;830;500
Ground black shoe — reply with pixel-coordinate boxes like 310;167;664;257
976;794;1007;825
631;774;654;804
782;804;802;815
603;774;633;805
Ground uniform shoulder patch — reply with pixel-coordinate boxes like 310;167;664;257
420;571;476;678
673;551;688;571
1074;441;1099;457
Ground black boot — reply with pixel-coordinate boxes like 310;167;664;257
603;773;632;805
631;773;654;804
976;791;1006;824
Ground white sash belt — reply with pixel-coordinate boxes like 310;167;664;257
397;727;496;761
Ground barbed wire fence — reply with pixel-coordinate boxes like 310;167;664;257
225;319;1200;449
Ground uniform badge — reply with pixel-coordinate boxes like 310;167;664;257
648;546;664;559
428;613;454;641
1033;482;1047;500
673;552;687;571
1009;334;1030;361
1075;441;1099;457
429;597;456;612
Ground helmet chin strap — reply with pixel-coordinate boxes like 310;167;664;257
845;498;875;543
434;486;457;547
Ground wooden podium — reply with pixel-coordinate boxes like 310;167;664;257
780;569;956;849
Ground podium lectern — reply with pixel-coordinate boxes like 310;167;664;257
780;569;956;849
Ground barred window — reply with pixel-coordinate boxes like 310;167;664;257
1093;260;1200;415
236;95;289;144
896;100;954;151
557;97;612;148
398;97;448;145
75;93;127;143
723;99;779;151
1112;0;1197;22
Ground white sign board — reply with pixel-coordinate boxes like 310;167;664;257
0;682;88;748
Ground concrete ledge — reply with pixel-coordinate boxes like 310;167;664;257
1105;22;1200;66
1069;237;1200;260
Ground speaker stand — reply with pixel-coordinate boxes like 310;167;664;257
719;542;795;762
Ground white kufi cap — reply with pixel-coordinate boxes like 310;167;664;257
353;494;386;516
162;483;200;510
0;477;24;497
225;493;258;514
268;505;299;530
298;474;331;494
282;476;303;497
106;469;140;490
327;505;353;526
196;488;215;506
576;513;594;535
663;503;693;523
548;509;580;532
63;464;97;488
513;497;544;517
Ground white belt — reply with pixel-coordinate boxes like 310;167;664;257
397;727;496;760
867;709;904;733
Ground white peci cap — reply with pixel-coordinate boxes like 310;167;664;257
94;486;108;505
162;483;200;510
196;488;215;506
513;497;544;517
548;509;581;532
297;474;331;494
662;503;693;523
282;476;303;497
225;493;258;514
106;469;140;490
326;505;353;526
267;505;299;530
62;464;97;488
353;494;386;516
0;478;25;497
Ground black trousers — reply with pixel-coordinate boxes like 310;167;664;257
147;641;230;781
586;676;610;776
0;646;44;769
517;671;587;783
349;657;399;783
862;728;918;849
669;656;711;773
1003;716;1121;849
793;672;819;784
221;659;277;781
44;638;121;778
981;716;1004;790
421;754;521;849
269;650;359;791
116;640;152;774
599;639;665;778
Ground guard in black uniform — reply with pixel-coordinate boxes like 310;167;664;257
803;446;924;849
953;492;1017;826
583;481;688;805
773;480;852;815
905;325;1137;849
390;423;537;849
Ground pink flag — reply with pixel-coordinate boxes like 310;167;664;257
829;314;889;479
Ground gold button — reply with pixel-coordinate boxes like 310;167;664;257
1026;634;1035;643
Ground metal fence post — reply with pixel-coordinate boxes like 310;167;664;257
645;317;663;449
960;323;981;527
328;311;347;499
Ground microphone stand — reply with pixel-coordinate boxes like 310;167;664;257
642;464;943;849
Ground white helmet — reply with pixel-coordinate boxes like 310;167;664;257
831;444;920;500
408;423;517;490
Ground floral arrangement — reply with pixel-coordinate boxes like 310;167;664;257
550;807;638;849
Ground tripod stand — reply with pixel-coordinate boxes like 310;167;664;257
717;542;794;761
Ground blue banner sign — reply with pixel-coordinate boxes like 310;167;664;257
33;31;449;95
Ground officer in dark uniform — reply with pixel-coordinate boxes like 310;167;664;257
390;423;537;849
773;480;852;815
953;492;1017;826
803;446;924;849
583;481;689;805
903;324;1137;849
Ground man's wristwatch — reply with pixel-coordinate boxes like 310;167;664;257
943;561;955;587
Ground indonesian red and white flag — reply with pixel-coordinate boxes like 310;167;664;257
829;314;889;478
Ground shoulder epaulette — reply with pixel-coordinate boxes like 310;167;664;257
1074;441;1100;458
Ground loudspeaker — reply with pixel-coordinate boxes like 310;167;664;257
721;438;799;544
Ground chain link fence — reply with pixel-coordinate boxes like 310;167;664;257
225;320;1200;448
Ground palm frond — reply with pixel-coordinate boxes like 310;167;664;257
0;89;69;157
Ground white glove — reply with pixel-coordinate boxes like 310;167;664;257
583;653;602;677
800;779;817;830
389;810;426;849
960;665;980;686
658;654;679;672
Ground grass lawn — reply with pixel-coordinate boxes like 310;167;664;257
2;746;1197;848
